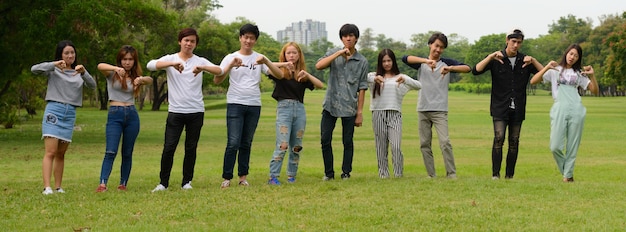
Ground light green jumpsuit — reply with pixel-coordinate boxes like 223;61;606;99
546;68;589;179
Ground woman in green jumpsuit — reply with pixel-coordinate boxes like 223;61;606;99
530;44;599;182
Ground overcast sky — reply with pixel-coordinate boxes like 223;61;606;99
213;0;625;46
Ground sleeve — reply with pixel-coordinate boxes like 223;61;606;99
31;62;55;75
401;55;422;70
358;60;369;91
146;54;171;71
441;58;467;67
578;73;591;90
472;55;492;75
81;70;97;89
542;69;557;84
401;74;422;90
219;53;234;71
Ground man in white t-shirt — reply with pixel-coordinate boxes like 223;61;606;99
214;24;283;188
148;28;222;192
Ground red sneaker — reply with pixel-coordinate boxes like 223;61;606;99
96;185;107;192
117;185;127;191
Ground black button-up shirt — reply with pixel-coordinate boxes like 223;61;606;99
472;50;538;121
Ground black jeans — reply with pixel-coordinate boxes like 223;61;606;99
492;113;523;178
320;110;355;178
159;112;204;188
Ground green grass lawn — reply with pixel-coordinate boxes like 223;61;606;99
1;90;626;231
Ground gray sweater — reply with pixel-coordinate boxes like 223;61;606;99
31;62;96;107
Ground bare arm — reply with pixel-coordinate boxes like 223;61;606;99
473;51;503;73
315;48;349;70
530;61;557;85
583;65;599;95
355;89;365;127
296;70;324;89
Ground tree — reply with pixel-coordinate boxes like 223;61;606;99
358;28;375;50
604;16;626;95
464;34;505;83
548;14;593;45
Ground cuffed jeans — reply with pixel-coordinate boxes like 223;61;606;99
321;110;355;178
99;105;140;186
269;100;306;177
222;104;261;180
159;112;204;188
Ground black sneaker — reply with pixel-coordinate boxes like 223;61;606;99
341;173;350;180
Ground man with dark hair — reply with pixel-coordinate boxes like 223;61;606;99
315;23;369;180
215;23;283;188
148;28;223;192
402;32;471;179
472;28;543;180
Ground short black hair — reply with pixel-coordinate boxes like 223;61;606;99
428;32;448;48
339;24;359;39
240;23;260;39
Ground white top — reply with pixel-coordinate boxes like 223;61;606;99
219;51;269;106
147;53;215;113
542;67;591;100
367;72;421;112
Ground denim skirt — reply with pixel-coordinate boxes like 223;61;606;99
42;101;77;142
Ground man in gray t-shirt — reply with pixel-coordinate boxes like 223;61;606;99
402;32;471;179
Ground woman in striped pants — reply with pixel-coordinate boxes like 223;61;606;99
368;49;421;178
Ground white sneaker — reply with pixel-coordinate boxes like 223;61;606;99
56;188;65;193
42;187;53;195
220;180;230;189
151;184;167;193
182;182;192;190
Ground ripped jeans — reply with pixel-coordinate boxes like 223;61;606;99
99;105;140;186
269;99;306;177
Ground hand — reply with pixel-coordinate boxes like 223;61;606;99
73;65;86;76
582;65;594;76
172;62;184;73
522;56;534;68
440;66;452;78
491;51;504;64
546;61;558;69
284;62;295;73
375;75;385;89
255;55;268;65
230;57;243;68
396;76;406;86
355;113;363;127
54;60;67;70
115;67;126;78
133;76;144;86
193;66;203;76
425;59;437;71
338;48;351;57
296;70;309;82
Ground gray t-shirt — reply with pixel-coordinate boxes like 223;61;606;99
106;72;134;104
31;62;96;107
319;48;369;117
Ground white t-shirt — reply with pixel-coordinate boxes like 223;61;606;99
219;51;269;106
147;53;215;113
542;67;591;100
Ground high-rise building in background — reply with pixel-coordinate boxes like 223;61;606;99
277;19;327;46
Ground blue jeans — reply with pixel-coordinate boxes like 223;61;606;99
222;104;261;180
320;110;355;178
99;105;140;186
269;100;306;177
159;112;204;188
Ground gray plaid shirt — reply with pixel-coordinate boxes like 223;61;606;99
320;48;369;117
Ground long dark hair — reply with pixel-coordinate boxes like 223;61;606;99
559;44;583;72
114;45;142;97
373;49;400;98
54;40;77;69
